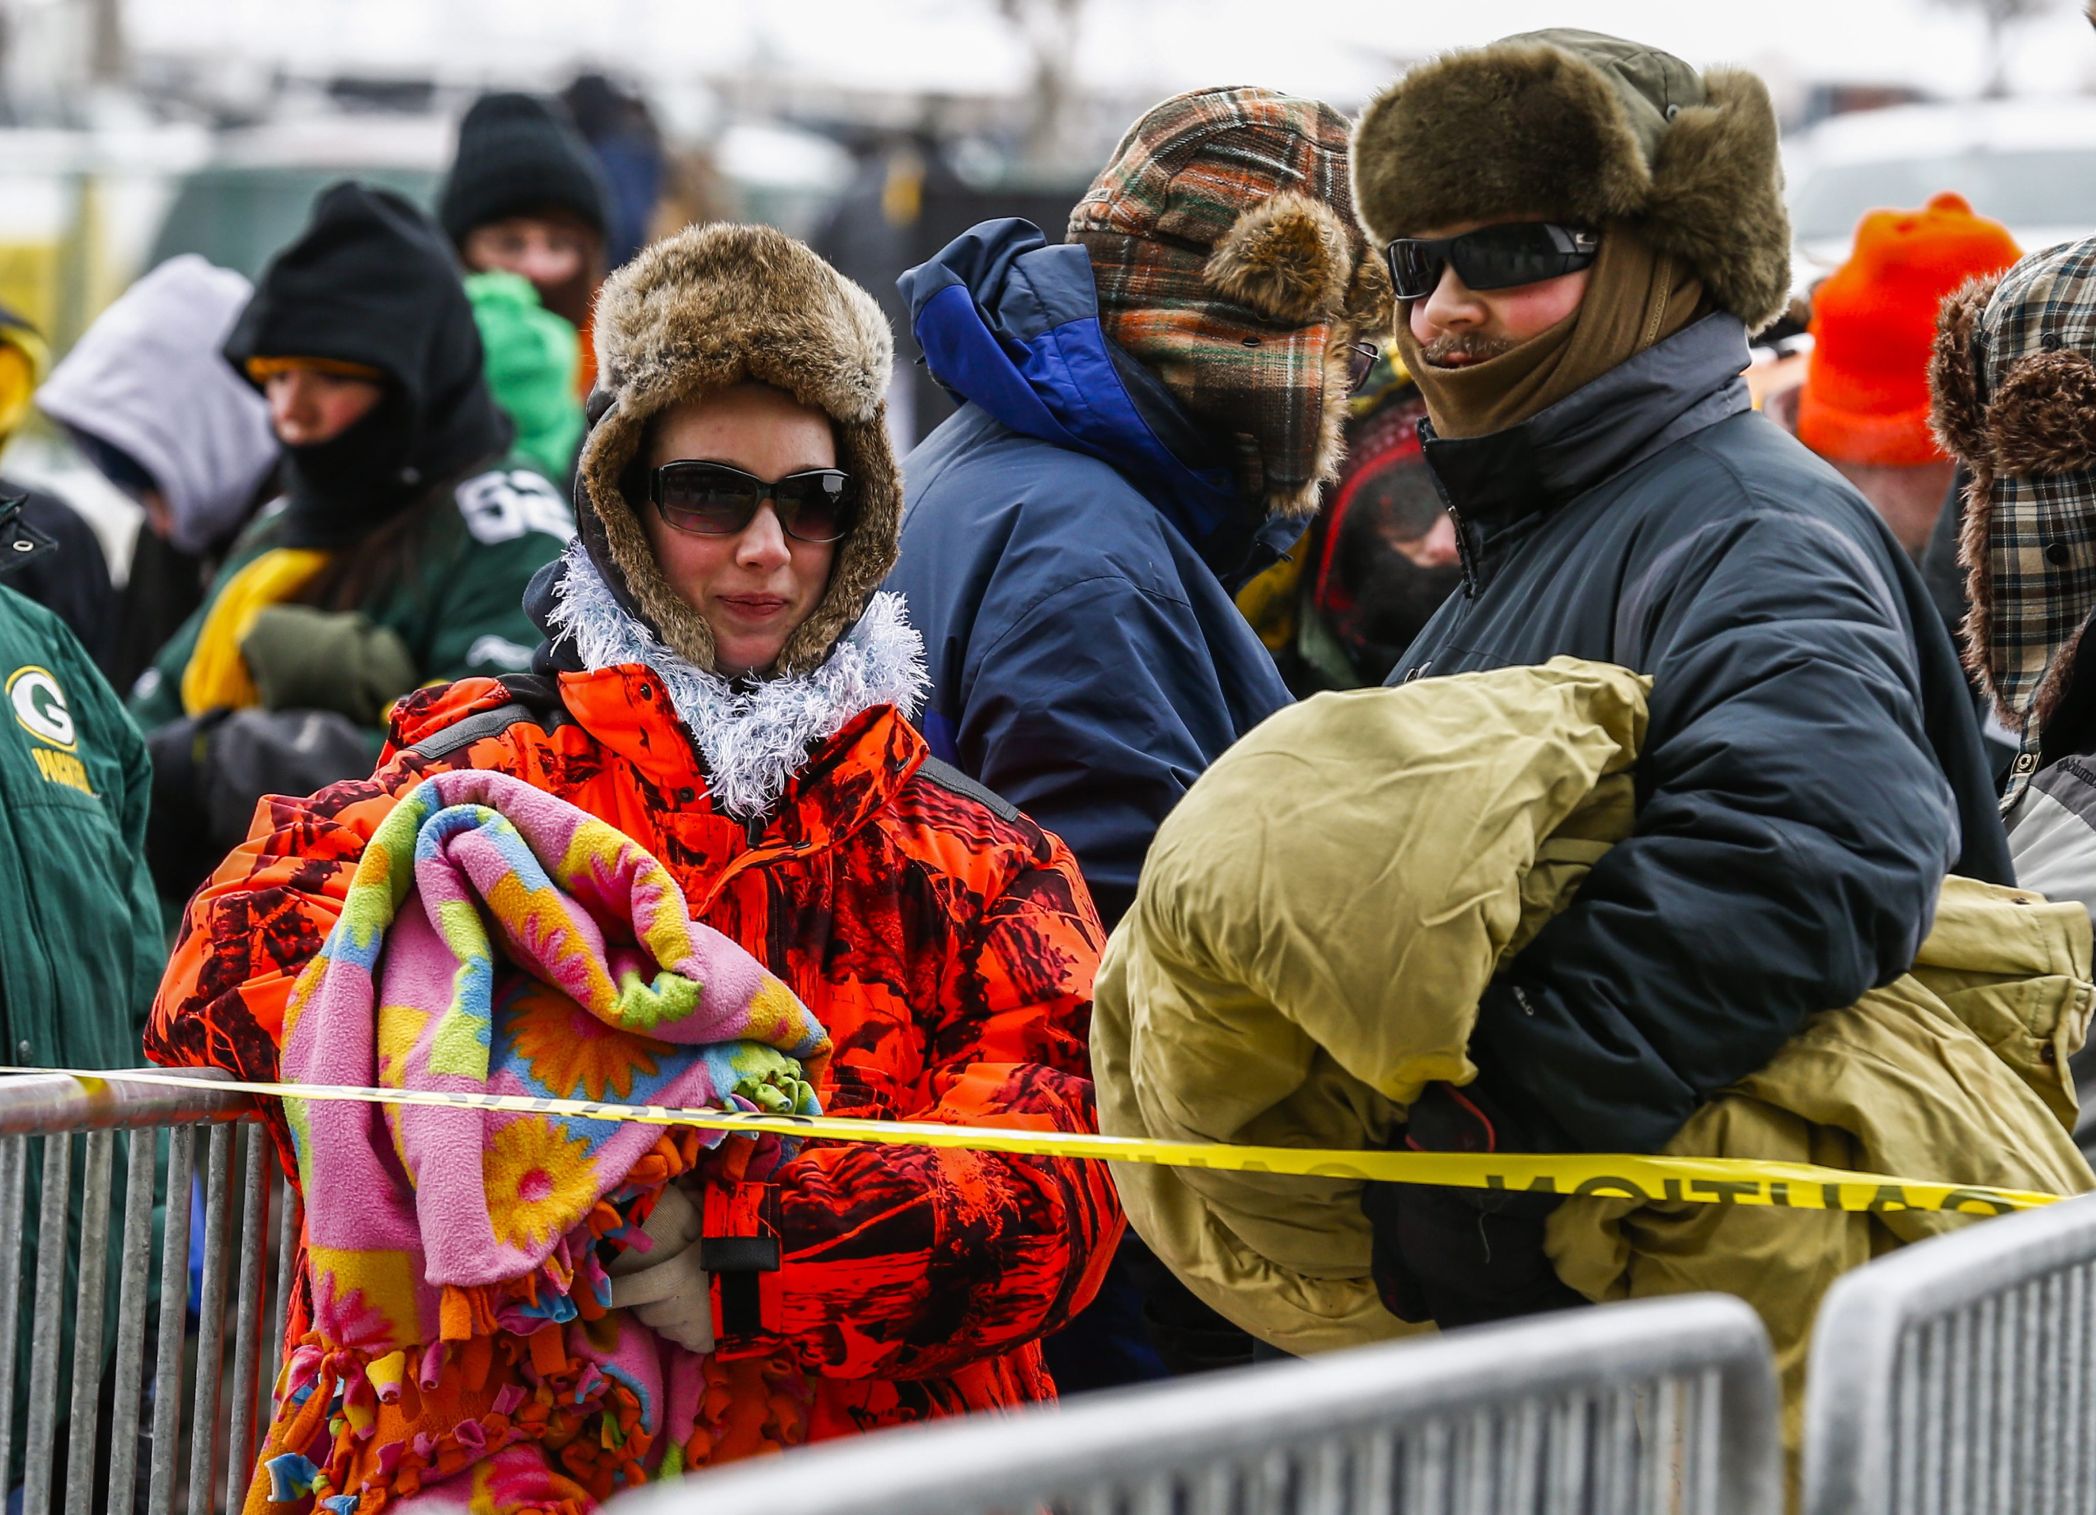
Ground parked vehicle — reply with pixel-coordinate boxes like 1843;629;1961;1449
1785;97;2096;285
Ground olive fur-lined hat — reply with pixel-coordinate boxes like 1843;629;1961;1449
574;222;899;680
1930;235;2096;757
1349;28;1792;334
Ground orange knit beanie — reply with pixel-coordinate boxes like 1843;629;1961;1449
1799;191;2021;466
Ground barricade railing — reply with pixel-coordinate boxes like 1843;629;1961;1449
1801;1192;2096;1515
606;1293;1783;1515
0;1068;300;1515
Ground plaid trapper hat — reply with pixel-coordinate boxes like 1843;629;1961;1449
1930;234;2096;795
1069;86;1390;520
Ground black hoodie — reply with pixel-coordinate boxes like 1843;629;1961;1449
223;182;511;548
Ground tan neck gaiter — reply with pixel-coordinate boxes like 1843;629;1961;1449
1395;227;1706;441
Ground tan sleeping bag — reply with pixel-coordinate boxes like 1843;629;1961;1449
1093;657;2096;1410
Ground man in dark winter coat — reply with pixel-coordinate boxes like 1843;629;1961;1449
1348;30;2014;1328
883;87;1389;1388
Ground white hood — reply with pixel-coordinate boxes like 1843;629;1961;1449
38;255;278;555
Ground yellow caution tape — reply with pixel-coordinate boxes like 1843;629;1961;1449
0;1065;2067;1216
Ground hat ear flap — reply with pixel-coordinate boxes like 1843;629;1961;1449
1988;351;2096;477
1205;191;1353;325
1642;68;1789;333
1929;274;1998;465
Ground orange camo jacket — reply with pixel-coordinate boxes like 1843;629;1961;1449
144;665;1124;1449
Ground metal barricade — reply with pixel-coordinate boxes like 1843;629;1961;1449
606;1293;1783;1515
0;1069;301;1515
1801;1193;2096;1515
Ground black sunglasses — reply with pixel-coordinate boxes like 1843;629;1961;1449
649;460;857;544
1384;223;1600;302
1346;340;1381;395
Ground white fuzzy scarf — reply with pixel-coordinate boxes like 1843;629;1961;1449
544;541;929;820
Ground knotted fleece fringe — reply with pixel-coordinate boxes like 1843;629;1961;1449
251;769;830;1512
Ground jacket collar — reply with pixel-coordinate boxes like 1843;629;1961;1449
535;542;929;824
555;662;921;853
902;218;1259;571
1421;313;1753;590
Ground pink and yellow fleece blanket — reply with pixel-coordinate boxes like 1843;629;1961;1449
251;769;830;1514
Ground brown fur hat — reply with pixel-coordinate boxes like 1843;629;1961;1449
1927;236;2096;743
1351;29;1791;334
574;222;898;679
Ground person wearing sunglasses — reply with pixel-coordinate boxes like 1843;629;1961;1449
883;86;1390;1390
1340;32;2012;1337
145;222;1122;1489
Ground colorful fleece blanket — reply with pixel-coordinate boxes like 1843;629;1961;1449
250;769;831;1514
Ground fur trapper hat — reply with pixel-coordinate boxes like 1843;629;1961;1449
1069;86;1391;519
1351;28;1791;334
1929;234;2096;751
575;222;899;679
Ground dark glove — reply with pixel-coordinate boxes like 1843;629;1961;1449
1360;1081;1585;1330
145;707;381;902
241;606;416;724
144;709;231;902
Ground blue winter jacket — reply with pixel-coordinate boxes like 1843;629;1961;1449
885;219;1297;928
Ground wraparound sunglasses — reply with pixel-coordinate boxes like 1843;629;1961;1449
649;460;857;543
1385;222;1601;302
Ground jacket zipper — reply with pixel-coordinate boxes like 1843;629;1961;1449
1416;419;1480;599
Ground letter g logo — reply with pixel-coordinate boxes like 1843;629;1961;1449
8;667;75;750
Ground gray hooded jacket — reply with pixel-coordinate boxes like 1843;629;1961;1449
39;254;277;555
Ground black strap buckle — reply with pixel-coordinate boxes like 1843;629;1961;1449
699;1235;780;1338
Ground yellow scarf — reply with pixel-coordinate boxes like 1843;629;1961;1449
179;548;332;715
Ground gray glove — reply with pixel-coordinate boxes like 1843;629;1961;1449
607;1183;715;1354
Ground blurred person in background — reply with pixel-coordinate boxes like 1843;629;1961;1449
814;125;970;450
1349;29;2010;1330
466;268;584;483
128;182;572;915
1236;348;1460;693
0;305;116;667
884;86;1390;1387
38;255;282;693
441;90;614;399
1743;295;1813;428
561;72;668;270
1796;193;2021;558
